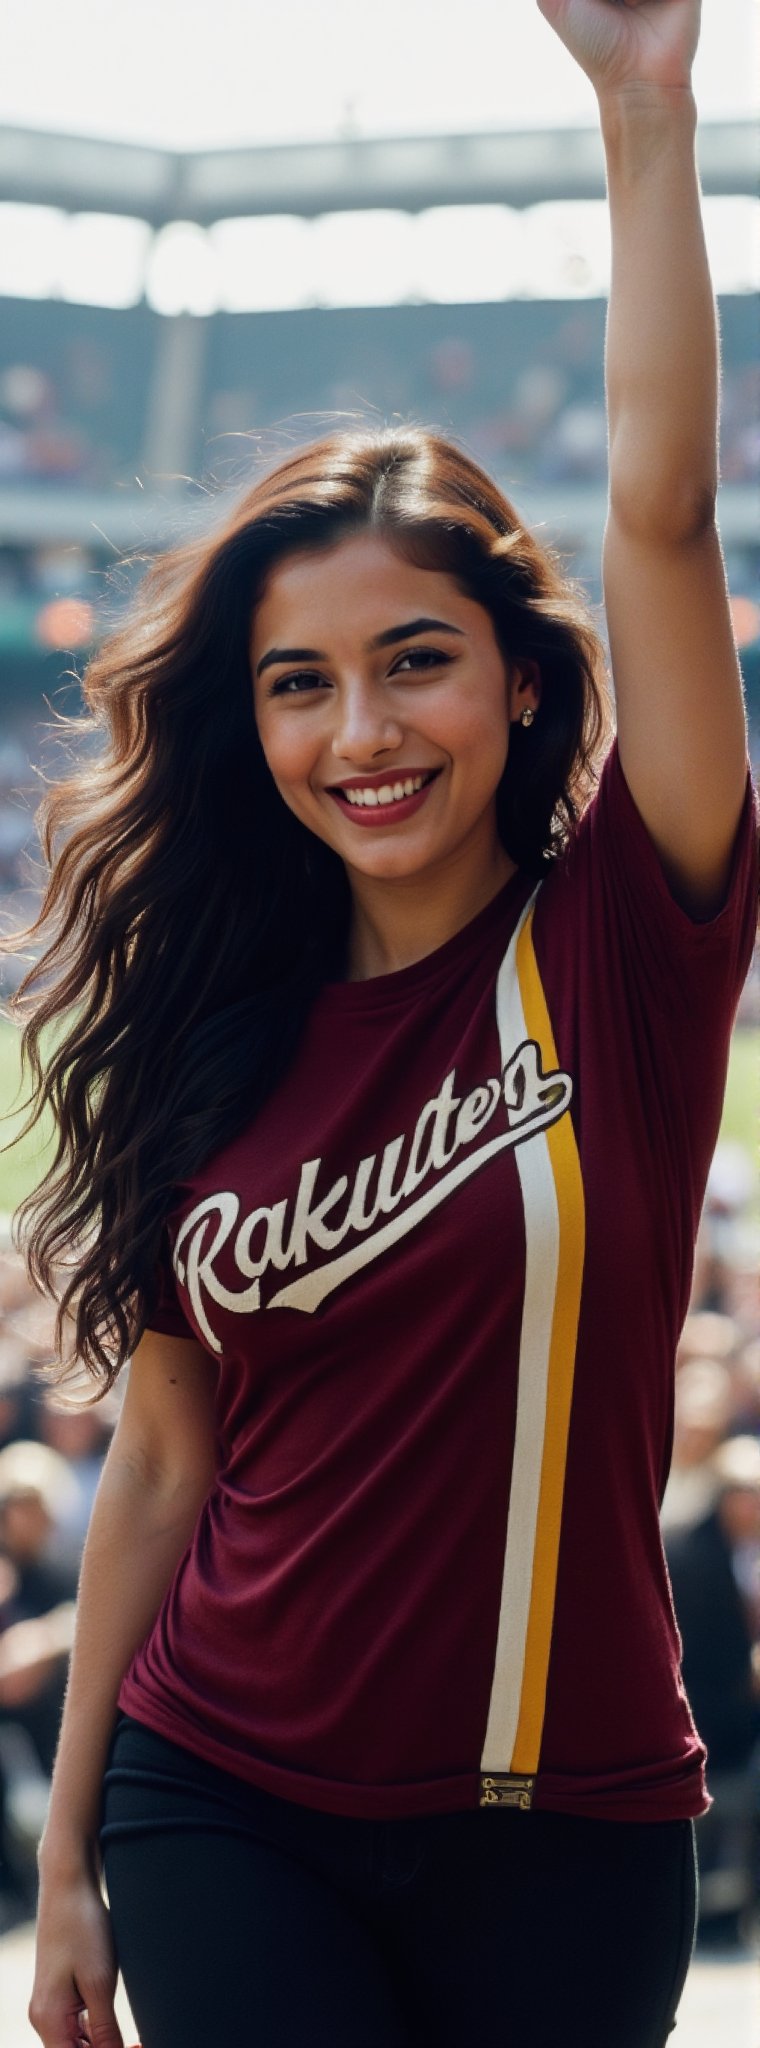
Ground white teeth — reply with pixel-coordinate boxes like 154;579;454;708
342;774;429;809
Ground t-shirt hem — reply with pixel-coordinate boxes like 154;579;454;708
530;1774;710;1823
116;1686;709;1824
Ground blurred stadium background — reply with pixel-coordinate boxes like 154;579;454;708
0;102;758;2046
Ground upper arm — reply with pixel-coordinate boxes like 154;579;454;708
112;1328;218;1499
602;512;749;918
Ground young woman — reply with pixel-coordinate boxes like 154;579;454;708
22;3;759;2044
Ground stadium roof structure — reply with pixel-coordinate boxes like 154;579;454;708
0;120;756;562
0;119;757;222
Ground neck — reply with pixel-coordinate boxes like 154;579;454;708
344;842;516;981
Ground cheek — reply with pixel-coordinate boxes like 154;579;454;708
256;714;317;799
448;688;510;779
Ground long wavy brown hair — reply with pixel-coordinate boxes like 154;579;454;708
6;424;611;1389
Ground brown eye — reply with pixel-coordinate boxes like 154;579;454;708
268;672;329;696
392;649;451;672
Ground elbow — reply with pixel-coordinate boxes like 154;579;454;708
608;471;719;549
105;1440;215;1536
607;412;720;544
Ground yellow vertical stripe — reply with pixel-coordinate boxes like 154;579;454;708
510;907;586;1774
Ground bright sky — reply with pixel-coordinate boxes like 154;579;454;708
3;0;758;147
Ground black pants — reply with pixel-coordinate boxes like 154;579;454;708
101;1715;697;2048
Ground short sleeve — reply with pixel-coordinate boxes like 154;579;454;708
545;740;758;1252
145;1224;196;1340
578;739;758;1029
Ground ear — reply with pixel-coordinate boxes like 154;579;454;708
507;659;542;723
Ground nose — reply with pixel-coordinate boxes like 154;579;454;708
330;678;404;764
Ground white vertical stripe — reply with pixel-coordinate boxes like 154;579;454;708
480;890;560;1772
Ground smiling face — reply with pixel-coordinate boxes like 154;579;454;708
251;531;540;901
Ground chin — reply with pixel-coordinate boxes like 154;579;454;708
345;843;443;883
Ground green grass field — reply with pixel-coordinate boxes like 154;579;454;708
717;1024;759;1155
0;1015;756;1223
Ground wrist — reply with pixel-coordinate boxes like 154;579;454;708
598;82;697;133
38;1822;100;1882
599;85;698;182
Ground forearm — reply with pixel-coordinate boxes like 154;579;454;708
601;86;719;537
38;1449;207;1876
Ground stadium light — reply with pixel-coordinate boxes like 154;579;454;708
145;221;220;316
0;196;757;312
414;206;523;304
310;211;418;307
35;596;95;650
58;213;151;308
730;595;760;649
0;203;65;298
702;198;759;295
210;215;314;311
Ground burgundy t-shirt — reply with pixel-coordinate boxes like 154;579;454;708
119;743;758;1820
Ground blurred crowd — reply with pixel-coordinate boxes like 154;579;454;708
1;346;758;492
661;1146;760;1948
0;1122;757;1937
0;295;757;496
0;361;111;489
0;1252;120;1926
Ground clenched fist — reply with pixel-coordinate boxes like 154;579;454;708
536;0;702;97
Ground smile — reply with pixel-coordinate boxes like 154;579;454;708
328;769;441;825
342;773;431;808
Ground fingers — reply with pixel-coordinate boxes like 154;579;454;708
74;1988;126;2048
28;1986;125;2048
77;2026;125;2048
82;2014;125;2048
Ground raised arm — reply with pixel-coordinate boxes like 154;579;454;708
537;0;749;915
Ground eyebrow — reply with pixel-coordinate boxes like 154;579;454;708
255;617;466;679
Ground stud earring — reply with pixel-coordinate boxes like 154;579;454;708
520;707;535;728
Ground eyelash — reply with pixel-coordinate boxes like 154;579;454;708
267;647;452;696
